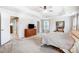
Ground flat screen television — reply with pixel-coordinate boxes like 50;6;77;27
28;24;34;29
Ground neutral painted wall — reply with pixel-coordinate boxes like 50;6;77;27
64;16;72;33
17;14;39;39
0;8;16;45
0;7;77;45
39;16;73;34
46;16;73;33
50;19;56;32
0;8;39;45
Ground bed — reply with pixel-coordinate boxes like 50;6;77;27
41;32;75;53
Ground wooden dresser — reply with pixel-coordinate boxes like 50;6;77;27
24;29;36;37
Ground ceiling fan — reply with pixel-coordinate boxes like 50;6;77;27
44;6;47;10
40;6;47;10
40;6;53;12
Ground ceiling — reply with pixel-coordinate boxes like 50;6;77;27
26;6;79;15
26;6;64;15
0;6;79;19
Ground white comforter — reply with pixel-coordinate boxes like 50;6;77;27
42;32;74;52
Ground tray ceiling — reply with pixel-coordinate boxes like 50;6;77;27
0;6;79;19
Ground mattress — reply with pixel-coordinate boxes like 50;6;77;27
42;32;75;52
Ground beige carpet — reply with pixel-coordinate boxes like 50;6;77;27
0;36;61;53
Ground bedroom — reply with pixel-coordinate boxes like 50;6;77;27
0;6;79;53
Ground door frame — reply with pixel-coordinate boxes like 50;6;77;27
10;16;19;39
41;19;50;33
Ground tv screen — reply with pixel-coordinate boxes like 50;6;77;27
28;24;34;29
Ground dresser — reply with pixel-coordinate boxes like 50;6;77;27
24;29;36;37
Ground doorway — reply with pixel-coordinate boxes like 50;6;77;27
10;16;19;39
41;20;50;33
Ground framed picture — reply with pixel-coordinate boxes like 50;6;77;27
56;21;64;28
56;21;64;32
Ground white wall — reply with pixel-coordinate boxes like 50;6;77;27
0;8;39;45
17;14;39;39
39;16;73;33
64;16;72;33
71;14;79;31
0;8;17;45
48;16;73;33
50;19;56;32
0;7;77;45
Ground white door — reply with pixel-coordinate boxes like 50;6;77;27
1;13;10;45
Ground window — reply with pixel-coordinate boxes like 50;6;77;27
42;20;50;33
43;20;49;30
